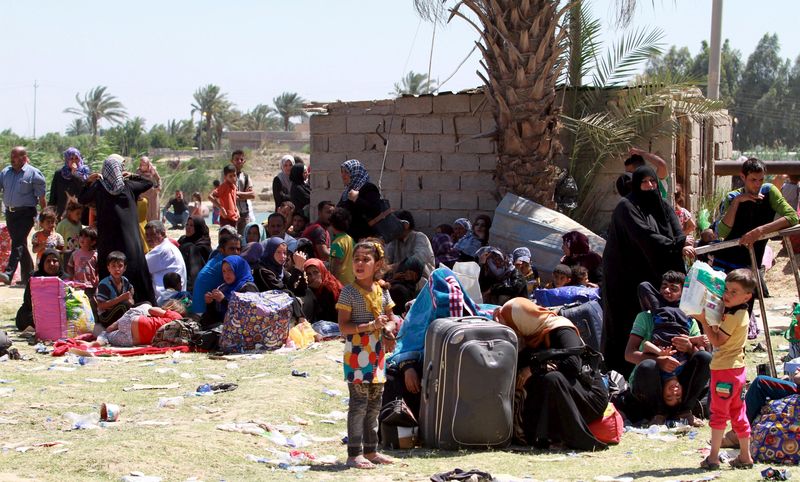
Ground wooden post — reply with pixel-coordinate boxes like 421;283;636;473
749;245;776;377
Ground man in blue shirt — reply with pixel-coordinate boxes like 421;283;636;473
0;147;47;285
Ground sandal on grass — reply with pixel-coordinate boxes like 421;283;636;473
729;456;754;469
700;456;720;470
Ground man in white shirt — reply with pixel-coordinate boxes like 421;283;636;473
144;220;187;300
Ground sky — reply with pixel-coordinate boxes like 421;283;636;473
1;1;799;137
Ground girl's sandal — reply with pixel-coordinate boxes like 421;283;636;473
700;457;720;470
729;456;754;469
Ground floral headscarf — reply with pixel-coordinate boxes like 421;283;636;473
100;154;126;195
61;147;90;181
340;159;370;202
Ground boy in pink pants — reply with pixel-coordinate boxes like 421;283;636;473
697;268;756;470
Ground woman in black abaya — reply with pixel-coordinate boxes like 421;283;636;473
78;154;155;304
601;166;694;378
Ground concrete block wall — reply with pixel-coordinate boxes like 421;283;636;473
309;93;499;235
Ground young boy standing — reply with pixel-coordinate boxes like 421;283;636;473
209;165;239;228
698;268;756;470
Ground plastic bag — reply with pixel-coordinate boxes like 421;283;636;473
452;262;483;304
287;321;316;349
64;286;95;337
679;261;725;325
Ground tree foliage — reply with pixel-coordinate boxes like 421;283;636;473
392;71;437;96
63;86;128;144
191;84;232;149
273;92;307;131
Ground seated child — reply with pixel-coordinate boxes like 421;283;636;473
571;265;598;289
548;264;573;288
95;251;134;327
512;247;540;295
31;207;64;261
97;299;186;347
638;271;707;363
156;272;192;306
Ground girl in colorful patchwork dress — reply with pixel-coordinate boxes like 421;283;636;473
336;240;397;469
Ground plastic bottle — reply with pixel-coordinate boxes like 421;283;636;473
157;397;184;408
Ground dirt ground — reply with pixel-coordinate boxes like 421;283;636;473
0;220;799;480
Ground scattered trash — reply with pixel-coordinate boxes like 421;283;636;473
241;373;268;380
291;415;311;425
626;423;691;442
34;343;51;354
245;454;310;472
0;387;14;397
157;397;184;409
430;468;493;482
322;388;341;397
194;382;237;395
753;342;768;352
226;362;239;370
100;403;121;422
307;410;347;421
120;473;162;482
0;379;13;383
123;383;181;392
205;374;224;380
325;355;342;364
64;412;100;430
135;420;172;427
762;467;791;480
217;422;267;437
179;372;195;379
291;369;309;378
48;365;77;372
85;378;108;384
155;368;177;374
0;417;18;424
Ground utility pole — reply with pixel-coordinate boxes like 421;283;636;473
707;0;723;100
33;80;39;139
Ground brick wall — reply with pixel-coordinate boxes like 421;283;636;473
309;92;498;234
309;90;733;236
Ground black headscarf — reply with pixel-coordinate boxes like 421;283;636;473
178;216;211;249
34;249;64;278
628;166;671;236
289;164;306;185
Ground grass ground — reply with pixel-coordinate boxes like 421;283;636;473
0;241;797;481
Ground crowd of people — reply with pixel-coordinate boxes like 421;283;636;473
2;144;800;470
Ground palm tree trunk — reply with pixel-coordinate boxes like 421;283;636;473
459;0;569;208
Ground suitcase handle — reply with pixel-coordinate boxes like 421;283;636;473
423;361;433;401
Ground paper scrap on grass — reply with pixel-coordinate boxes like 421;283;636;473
123;383;180;392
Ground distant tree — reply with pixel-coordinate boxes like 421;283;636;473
645;46;693;77
683;39;743;105
243;104;282;131
734;34;784;148
105;117;148;157
166;119;195;147
63;86;127;145
273;92;307;131
191;84;232;149
65;118;90;137
392;71;437;96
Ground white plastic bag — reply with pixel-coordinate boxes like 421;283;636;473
679;261;726;325
452;262;483;304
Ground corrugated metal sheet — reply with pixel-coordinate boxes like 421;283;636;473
490;193;605;280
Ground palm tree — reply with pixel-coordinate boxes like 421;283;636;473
392;71;438;96
273;92;307;131
244;104;282;131
63;86;127;145
65;118;90;136
415;1;571;207
191;84;232;149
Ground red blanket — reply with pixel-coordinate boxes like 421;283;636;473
52;338;191;357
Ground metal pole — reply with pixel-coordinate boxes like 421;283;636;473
707;0;723;100
782;234;800;301
749;245;776;377
32;80;38;139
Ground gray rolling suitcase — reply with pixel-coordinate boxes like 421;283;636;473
419;316;518;450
